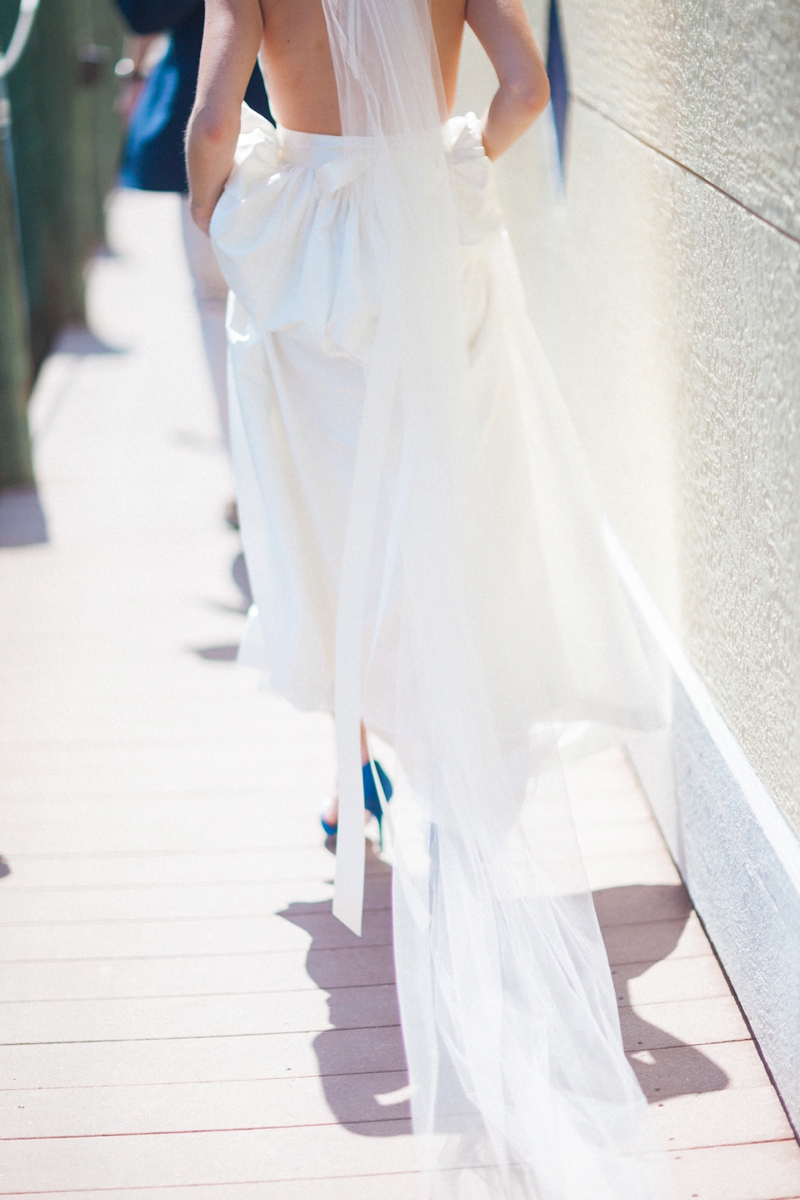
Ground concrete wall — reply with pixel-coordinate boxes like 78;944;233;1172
456;0;800;1128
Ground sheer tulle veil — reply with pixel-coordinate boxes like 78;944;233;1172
317;0;668;1194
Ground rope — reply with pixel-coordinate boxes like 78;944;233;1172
0;0;41;80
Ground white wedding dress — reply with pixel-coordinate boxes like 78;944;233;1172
210;1;668;1195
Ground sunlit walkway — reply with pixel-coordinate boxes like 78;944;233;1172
0;190;797;1198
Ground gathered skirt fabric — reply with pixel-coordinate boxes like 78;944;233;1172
215;114;509;728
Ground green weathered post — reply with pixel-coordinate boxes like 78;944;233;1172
1;0;75;370
81;0;127;253
0;3;35;488
0;118;34;488
4;0;125;370
0;0;126;489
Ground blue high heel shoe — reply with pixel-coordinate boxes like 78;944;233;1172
321;761;393;844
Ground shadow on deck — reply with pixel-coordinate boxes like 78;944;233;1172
281;865;728;1135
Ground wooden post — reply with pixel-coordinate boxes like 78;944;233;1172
0;0;126;489
5;0;125;371
0;44;34;487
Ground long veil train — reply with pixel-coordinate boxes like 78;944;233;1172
213;0;669;1193
320;1;666;1194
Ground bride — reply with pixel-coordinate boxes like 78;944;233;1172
187;1;667;1195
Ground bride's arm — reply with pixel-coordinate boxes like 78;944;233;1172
186;0;263;233
466;0;550;160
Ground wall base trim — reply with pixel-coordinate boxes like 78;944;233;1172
605;523;800;1130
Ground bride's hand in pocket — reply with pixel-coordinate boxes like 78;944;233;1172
186;0;262;233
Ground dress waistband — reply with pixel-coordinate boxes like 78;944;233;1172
277;125;377;170
276;121;472;171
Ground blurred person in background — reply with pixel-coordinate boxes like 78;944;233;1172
115;1;273;527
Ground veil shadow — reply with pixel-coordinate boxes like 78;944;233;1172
278;870;726;1135
279;842;410;1135
594;883;730;1101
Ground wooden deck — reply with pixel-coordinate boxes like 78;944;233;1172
0;189;798;1199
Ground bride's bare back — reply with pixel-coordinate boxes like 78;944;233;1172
187;0;549;231
259;0;467;133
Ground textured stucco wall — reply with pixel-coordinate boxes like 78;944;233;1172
565;105;800;835
561;0;800;838
562;0;800;240
458;0;800;838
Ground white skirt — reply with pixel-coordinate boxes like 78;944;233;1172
214;114;503;724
